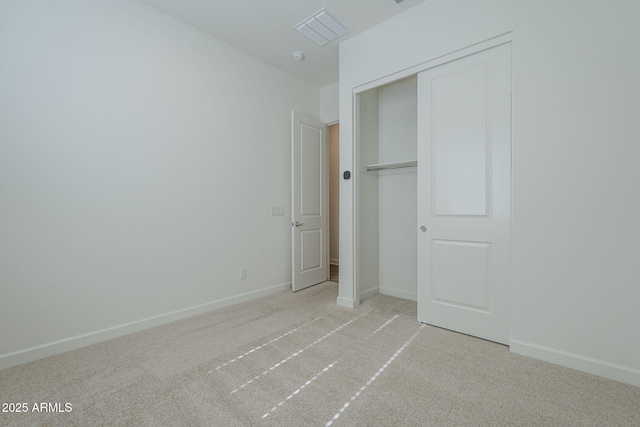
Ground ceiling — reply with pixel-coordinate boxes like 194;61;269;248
138;0;426;87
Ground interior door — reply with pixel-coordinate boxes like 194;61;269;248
417;43;511;344
291;111;328;291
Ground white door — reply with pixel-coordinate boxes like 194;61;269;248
291;111;328;291
417;43;511;344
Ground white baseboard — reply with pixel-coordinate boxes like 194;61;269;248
360;287;379;302
510;339;640;388
0;282;291;371
379;287;417;302
336;296;356;308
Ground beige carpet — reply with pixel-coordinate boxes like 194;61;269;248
1;282;639;426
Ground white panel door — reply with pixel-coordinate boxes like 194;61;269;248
292;111;328;292
417;43;511;344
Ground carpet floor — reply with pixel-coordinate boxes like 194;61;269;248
1;281;639;426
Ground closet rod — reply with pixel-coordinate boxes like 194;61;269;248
365;160;417;172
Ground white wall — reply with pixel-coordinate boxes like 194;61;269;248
355;90;380;302
377;77;417;301
0;0;318;369
319;81;339;124
339;0;640;387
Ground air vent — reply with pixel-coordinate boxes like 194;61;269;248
295;9;349;46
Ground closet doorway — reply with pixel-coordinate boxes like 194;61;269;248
354;41;512;344
356;76;419;304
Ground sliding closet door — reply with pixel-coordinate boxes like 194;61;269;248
417;43;511;344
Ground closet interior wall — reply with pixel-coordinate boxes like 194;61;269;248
357;76;418;302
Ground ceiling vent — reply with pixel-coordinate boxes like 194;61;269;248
295;9;349;46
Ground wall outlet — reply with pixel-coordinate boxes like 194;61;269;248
240;268;247;280
270;206;285;216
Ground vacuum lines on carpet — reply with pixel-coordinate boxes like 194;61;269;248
206;309;424;425
228;312;368;395
325;324;425;426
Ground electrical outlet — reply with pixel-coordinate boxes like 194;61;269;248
240;268;247;280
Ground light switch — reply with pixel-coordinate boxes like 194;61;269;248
271;206;285;216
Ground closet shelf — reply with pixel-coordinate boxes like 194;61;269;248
365;160;417;172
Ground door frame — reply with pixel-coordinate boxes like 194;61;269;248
350;32;513;307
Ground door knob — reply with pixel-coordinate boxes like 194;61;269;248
420;225;427;232
295;221;305;227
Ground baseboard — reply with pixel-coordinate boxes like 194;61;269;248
336;296;356;308
360;287;379;302
0;282;291;371
379;287;417;302
510;339;640;388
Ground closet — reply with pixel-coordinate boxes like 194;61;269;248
354;43;512;345
356;76;418;303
